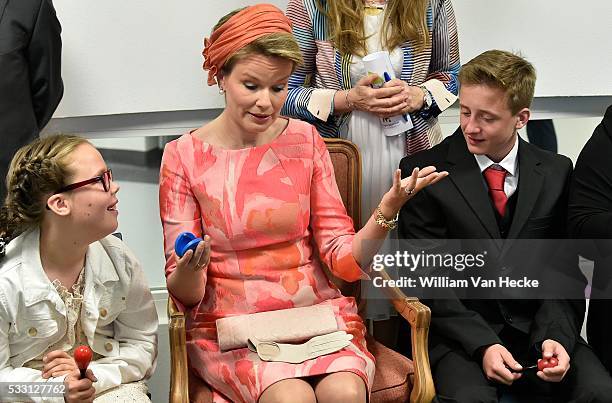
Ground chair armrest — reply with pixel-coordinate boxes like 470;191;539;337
168;297;190;403
379;269;435;403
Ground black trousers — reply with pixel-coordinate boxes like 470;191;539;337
1;133;36;202
526;119;558;153
587;299;612;376
432;327;612;403
0;160;7;202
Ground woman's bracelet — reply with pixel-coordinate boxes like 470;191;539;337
345;89;355;111
374;205;399;230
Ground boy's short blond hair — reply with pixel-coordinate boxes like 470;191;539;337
459;50;536;114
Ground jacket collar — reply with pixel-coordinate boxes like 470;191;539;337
604;105;612;138
0;0;8;23
445;131;544;249
446;130;501;240
19;228;119;308
503;138;544;245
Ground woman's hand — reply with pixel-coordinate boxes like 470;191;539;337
381;79;425;114
351;166;447;266
347;74;407;117
383;78;425;116
379;167;448;218
401;85;426;113
175;235;211;272
167;233;211;307
42;350;78;379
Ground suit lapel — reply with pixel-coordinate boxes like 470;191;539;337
0;0;8;22
501;139;544;255
446;131;502;241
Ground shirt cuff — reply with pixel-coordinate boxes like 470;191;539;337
307;89;338;122
422;79;458;111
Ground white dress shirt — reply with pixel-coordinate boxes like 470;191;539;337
474;136;520;198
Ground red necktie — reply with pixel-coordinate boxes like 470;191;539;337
483;165;508;217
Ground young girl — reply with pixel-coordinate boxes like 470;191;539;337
0;135;158;402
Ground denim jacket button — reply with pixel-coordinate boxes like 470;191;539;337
28;327;37;337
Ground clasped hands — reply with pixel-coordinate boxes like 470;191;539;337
347;73;426;118
482;339;571;386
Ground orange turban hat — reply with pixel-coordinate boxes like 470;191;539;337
202;4;293;86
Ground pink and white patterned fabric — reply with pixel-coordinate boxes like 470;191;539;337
159;118;374;403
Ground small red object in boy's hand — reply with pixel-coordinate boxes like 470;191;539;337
74;345;93;379
537;356;558;371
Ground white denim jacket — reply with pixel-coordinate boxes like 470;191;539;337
0;228;158;402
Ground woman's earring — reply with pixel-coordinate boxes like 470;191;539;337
219;87;225;95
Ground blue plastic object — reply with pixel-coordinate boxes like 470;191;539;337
174;232;202;258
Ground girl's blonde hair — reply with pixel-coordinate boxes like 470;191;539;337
0;134;89;243
317;0;430;57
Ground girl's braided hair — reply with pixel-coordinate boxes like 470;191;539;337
0;134;89;257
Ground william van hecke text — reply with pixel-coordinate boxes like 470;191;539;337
373;276;539;288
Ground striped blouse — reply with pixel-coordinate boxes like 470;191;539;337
282;0;460;154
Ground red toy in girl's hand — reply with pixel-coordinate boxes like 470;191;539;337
537;356;559;371
74;345;93;379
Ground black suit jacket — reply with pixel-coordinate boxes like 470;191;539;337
0;0;62;197
398;129;585;365
568;104;612;371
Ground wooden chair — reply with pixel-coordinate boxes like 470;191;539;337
167;138;435;403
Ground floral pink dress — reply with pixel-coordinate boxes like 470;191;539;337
159;118;375;402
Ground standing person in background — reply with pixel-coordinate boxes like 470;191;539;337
283;0;459;230
0;0;63;201
527;119;558;153
568;105;612;376
283;0;459;322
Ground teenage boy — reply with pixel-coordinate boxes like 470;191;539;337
397;50;612;402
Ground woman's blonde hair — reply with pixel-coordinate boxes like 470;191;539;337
0;134;89;243
317;0;430;57
213;8;303;76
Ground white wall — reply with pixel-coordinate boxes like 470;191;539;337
53;0;286;118
90;136;158;152
453;0;612;97
52;0;612;118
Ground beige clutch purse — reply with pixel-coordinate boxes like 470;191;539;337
216;305;338;351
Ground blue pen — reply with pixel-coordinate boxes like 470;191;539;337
383;71;409;122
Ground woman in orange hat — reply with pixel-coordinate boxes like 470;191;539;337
159;4;446;402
